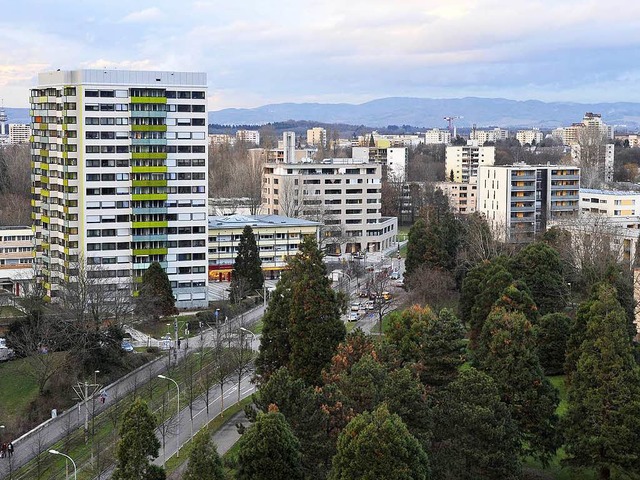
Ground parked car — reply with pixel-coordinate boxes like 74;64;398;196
349;311;359;322
121;341;134;353
389;271;400;280
350;302;361;312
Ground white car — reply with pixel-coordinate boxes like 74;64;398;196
349;311;359;322
389;271;400;280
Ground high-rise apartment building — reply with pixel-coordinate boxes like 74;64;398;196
306;127;327;147
422;128;451;145
31;69;209;307
235;129;260;145
478;164;580;243
445;141;495;183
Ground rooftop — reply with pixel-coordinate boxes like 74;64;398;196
580;188;640;196
208;214;320;229
38;69;207;87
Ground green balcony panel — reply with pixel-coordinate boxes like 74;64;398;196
133;248;168;256
131;166;167;173
130;96;167;104
132;180;167;187
132;221;169;229
132;194;168;201
131;125;167;132
131;152;167;159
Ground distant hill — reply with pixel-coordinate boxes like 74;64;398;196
209;97;640;130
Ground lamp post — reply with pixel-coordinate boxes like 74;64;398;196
49;450;77;480
239;327;257;349
158;375;180;457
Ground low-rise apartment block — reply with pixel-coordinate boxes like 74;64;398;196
579;189;640;216
478;164;580;243
422;128;451;144
469;127;509;144
0;226;33;269
516;128;544;146
236;129;260;145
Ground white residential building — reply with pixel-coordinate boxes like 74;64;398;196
579;189;640;216
422;128;451;144
516;128;544;146
236;129;260;145
31;69;209;307
470;127;509;144
9;124;31;144
261;158;397;255
445;141;496;183
478;164;580;243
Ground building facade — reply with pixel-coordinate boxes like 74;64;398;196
445;141;496;183
422;128;451;144
9;124;31;144
31;69;209;308
236;129;260;145
433;181;478;214
262;158;397;254
579;188;640;216
469;128;509;144
516;128;544;146
306;127;327;147
478;164;580;243
0;226;33;269
208;214;320;281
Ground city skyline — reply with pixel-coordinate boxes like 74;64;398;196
0;1;639;110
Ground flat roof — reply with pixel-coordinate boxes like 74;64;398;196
38;69;207;87
208;214;320;229
580;188;640;196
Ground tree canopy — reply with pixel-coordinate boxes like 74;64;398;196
136;262;177;319
230;225;263;301
183;431;224;480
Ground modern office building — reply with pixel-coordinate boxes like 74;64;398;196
262;157;397;255
30;69;209;308
445;141;496;183
478;164;580;243
9;124;31;144
208;214;320;281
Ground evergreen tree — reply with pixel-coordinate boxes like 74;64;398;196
288;236;346;385
421;197;461;273
112;398;162;480
512;242;567;316
492;280;539;326
431;368;521;480
477;307;560;464
459;260;493;324
468;263;513;348
329;404;430;480
535;312;571;375
405;218;428;279
563;284;640;479
257;236;345;386
386;306;465;387
136;262;177;319
230;225;263;302
254;271;294;383
236;408;303;480
183;431;224;480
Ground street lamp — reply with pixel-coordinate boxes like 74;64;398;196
49;450;77;480
93;370;100;385
158;374;180;457
239;327;257;348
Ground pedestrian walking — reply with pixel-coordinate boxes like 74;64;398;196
7;442;13;458
0;442;6;458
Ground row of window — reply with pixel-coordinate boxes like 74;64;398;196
85;172;205;181
85;145;206;154
84;158;206;168
86;199;206;209
86;186;206;196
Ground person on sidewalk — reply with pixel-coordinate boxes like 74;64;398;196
7;442;13;458
0;442;6;458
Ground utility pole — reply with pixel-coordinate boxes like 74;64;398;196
73;378;101;466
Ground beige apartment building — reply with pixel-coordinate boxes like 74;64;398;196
262;157;397;255
0;226;34;269
306;127;327;147
434;182;478;214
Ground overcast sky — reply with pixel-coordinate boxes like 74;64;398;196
1;0;638;110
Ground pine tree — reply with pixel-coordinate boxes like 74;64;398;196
477;307;560;464
112;398;162;480
492;280;539;326
183;431;224;480
405;218;428;279
431;368;521;480
535;312;571;375
136;262;177;319
230;225;263;302
236;408;303;480
329;404;430;480
563;284;640;480
421;198;461;273
288;236;346;385
512;242;567;316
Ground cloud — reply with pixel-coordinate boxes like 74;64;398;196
120;7;163;23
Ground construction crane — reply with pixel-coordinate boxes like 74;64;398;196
443;116;463;138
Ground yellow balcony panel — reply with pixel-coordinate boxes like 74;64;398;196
132;194;168;201
131;166;167;173
41;216;50;223
131;124;168;132
41;189;50;197
131;152;167;160
132;180;167;187
133;248;168;256
130;96;167;104
40;149;49;157
40;163;49;170
132;221;169;229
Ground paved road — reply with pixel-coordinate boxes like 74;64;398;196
0;305;265;480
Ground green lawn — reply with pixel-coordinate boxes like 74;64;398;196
0;305;24;318
0;356;40;416
549;375;568;416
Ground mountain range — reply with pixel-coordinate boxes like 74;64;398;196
5;97;640;130
209;97;640;130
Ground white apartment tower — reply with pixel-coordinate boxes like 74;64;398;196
31;69;209;308
445;141;496;183
9;124;31;144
